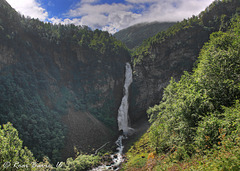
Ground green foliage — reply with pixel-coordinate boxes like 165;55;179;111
195;28;240;110
128;71;240;171
187;101;240;170
148;15;240;156
0;73;66;164
195;100;240;150
194;113;222;150
123;154;148;169
153;135;240;171
148;73;214;154
190;140;240;170
0;0;130;163
122;133;153;170
0;122;35;171
16;19;129;57
123;3;240;171
57;154;100;171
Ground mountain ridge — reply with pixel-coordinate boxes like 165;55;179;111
114;21;176;49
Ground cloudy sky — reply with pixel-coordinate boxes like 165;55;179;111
6;0;214;34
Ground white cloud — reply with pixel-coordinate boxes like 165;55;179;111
125;0;159;4
102;11;141;33
64;3;139;33
5;0;215;34
67;3;133;17
48;17;83;26
133;0;214;24
64;0;214;34
80;0;100;4
48;17;63;24
6;0;48;21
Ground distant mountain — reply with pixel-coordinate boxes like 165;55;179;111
114;22;176;49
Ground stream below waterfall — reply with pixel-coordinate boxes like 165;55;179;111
92;63;133;170
91;136;125;171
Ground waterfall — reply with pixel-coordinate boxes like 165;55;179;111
117;62;133;136
92;63;133;170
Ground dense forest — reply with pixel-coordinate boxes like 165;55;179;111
0;0;240;170
0;0;129;165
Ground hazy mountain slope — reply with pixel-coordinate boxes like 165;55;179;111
114;22;176;49
0;0;130;163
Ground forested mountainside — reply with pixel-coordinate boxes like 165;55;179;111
129;0;240;122
123;13;240;170
0;0;130;163
1;0;240;170
114;22;176;49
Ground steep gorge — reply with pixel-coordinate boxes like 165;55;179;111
1;0;240;166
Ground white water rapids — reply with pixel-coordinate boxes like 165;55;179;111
92;63;133;170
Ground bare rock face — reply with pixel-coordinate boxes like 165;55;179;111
0;46;15;69
129;25;211;122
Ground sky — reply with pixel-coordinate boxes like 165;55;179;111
6;0;214;34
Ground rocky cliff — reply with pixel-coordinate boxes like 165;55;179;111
130;25;211;122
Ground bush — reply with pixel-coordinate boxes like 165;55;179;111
0;122;35;171
148;15;240;155
57;154;100;171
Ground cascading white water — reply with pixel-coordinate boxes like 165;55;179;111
117;62;133;135
92;63;133;170
92;136;124;171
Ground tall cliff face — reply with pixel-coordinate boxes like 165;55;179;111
129;0;240;122
0;0;130;162
130;26;210;121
